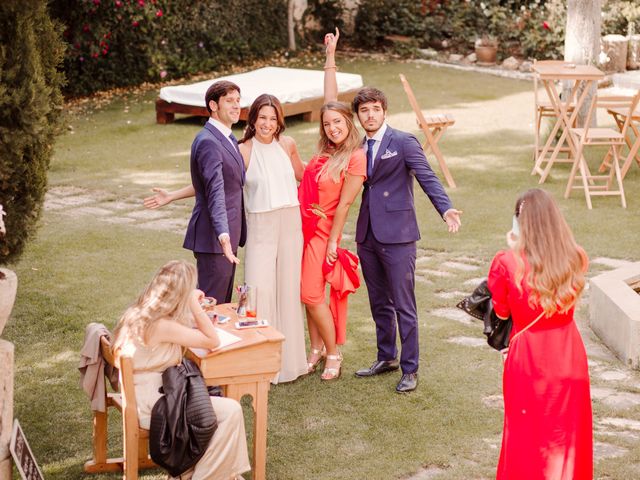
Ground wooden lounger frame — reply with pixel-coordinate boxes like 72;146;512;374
156;89;360;124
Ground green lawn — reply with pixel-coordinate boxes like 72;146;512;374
4;57;640;479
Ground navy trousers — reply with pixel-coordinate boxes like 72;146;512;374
194;252;236;303
357;228;419;374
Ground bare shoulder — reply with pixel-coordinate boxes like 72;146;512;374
279;135;296;150
239;138;252;161
239;138;252;153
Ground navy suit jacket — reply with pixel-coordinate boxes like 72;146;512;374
355;126;452;244
183;122;246;254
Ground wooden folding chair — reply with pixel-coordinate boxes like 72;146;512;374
599;102;640;178
531;59;576;175
565;92;640;209
399;73;456;188
84;336;157;478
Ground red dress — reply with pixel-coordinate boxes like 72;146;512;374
488;250;592;480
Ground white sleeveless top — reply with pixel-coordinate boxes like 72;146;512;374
244;139;299;213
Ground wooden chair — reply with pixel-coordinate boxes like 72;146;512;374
599;103;640;179
565;92;640;209
399;73;456;188
532;59;576;175
84;336;157;478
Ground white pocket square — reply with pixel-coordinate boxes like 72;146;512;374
380;149;398;159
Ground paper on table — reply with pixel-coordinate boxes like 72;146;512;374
190;327;242;357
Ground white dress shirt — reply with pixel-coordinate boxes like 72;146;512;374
208;118;239;153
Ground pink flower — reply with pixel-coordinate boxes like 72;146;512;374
160;70;167;78
82;24;90;33
542;21;550;30
79;56;85;62
155;9;163;17
132;20;139;27
102;49;108;56
138;0;145;6
93;0;100;5
91;52;99;58
115;0;122;7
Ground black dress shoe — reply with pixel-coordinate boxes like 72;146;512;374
396;373;418;393
355;359;399;377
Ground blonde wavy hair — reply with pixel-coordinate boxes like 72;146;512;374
113;260;197;352
317;101;362;182
513;189;587;316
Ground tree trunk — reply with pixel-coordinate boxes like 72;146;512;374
287;0;296;51
564;0;602;126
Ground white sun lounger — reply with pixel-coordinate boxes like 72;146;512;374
156;66;364;123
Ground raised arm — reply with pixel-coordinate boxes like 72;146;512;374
143;185;195;209
323;28;340;104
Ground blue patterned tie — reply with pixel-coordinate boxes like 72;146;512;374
366;138;375;178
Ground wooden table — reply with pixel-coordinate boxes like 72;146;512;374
186;304;284;480
531;63;605;183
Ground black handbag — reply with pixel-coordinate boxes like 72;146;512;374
456;279;512;351
149;358;218;477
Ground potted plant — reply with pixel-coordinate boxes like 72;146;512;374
475;35;499;65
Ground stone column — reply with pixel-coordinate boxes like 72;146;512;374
0;339;13;479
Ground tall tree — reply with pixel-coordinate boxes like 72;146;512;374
564;0;602;125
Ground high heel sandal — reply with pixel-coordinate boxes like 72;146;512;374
320;353;342;381
307;346;325;373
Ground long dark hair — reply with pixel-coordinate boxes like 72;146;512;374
240;94;286;143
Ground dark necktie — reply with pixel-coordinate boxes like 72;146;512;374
366;138;376;178
228;133;240;153
228;133;245;183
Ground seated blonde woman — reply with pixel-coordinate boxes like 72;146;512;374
113;260;250;480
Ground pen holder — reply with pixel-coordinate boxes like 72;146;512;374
237;285;257;318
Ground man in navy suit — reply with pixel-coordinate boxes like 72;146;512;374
352;87;462;393
183;81;246;303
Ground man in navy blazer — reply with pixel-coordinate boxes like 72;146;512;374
183;81;246;303
352;87;462;393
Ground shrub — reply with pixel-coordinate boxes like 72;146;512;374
602;0;640;36
303;0;346;43
0;0;65;265
353;0;566;59
51;0;288;96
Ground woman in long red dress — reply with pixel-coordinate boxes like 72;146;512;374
299;29;366;381
488;188;592;480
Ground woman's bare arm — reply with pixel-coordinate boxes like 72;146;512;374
143;185;195;209
323;28;340;104
326;172;365;263
281;136;305;181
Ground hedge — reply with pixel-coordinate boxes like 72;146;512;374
51;0;288;97
0;0;65;265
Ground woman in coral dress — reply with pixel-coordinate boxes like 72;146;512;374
487;188;592;480
299;29;366;381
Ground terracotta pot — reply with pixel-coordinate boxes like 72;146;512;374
0;269;17;337
475;45;498;66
